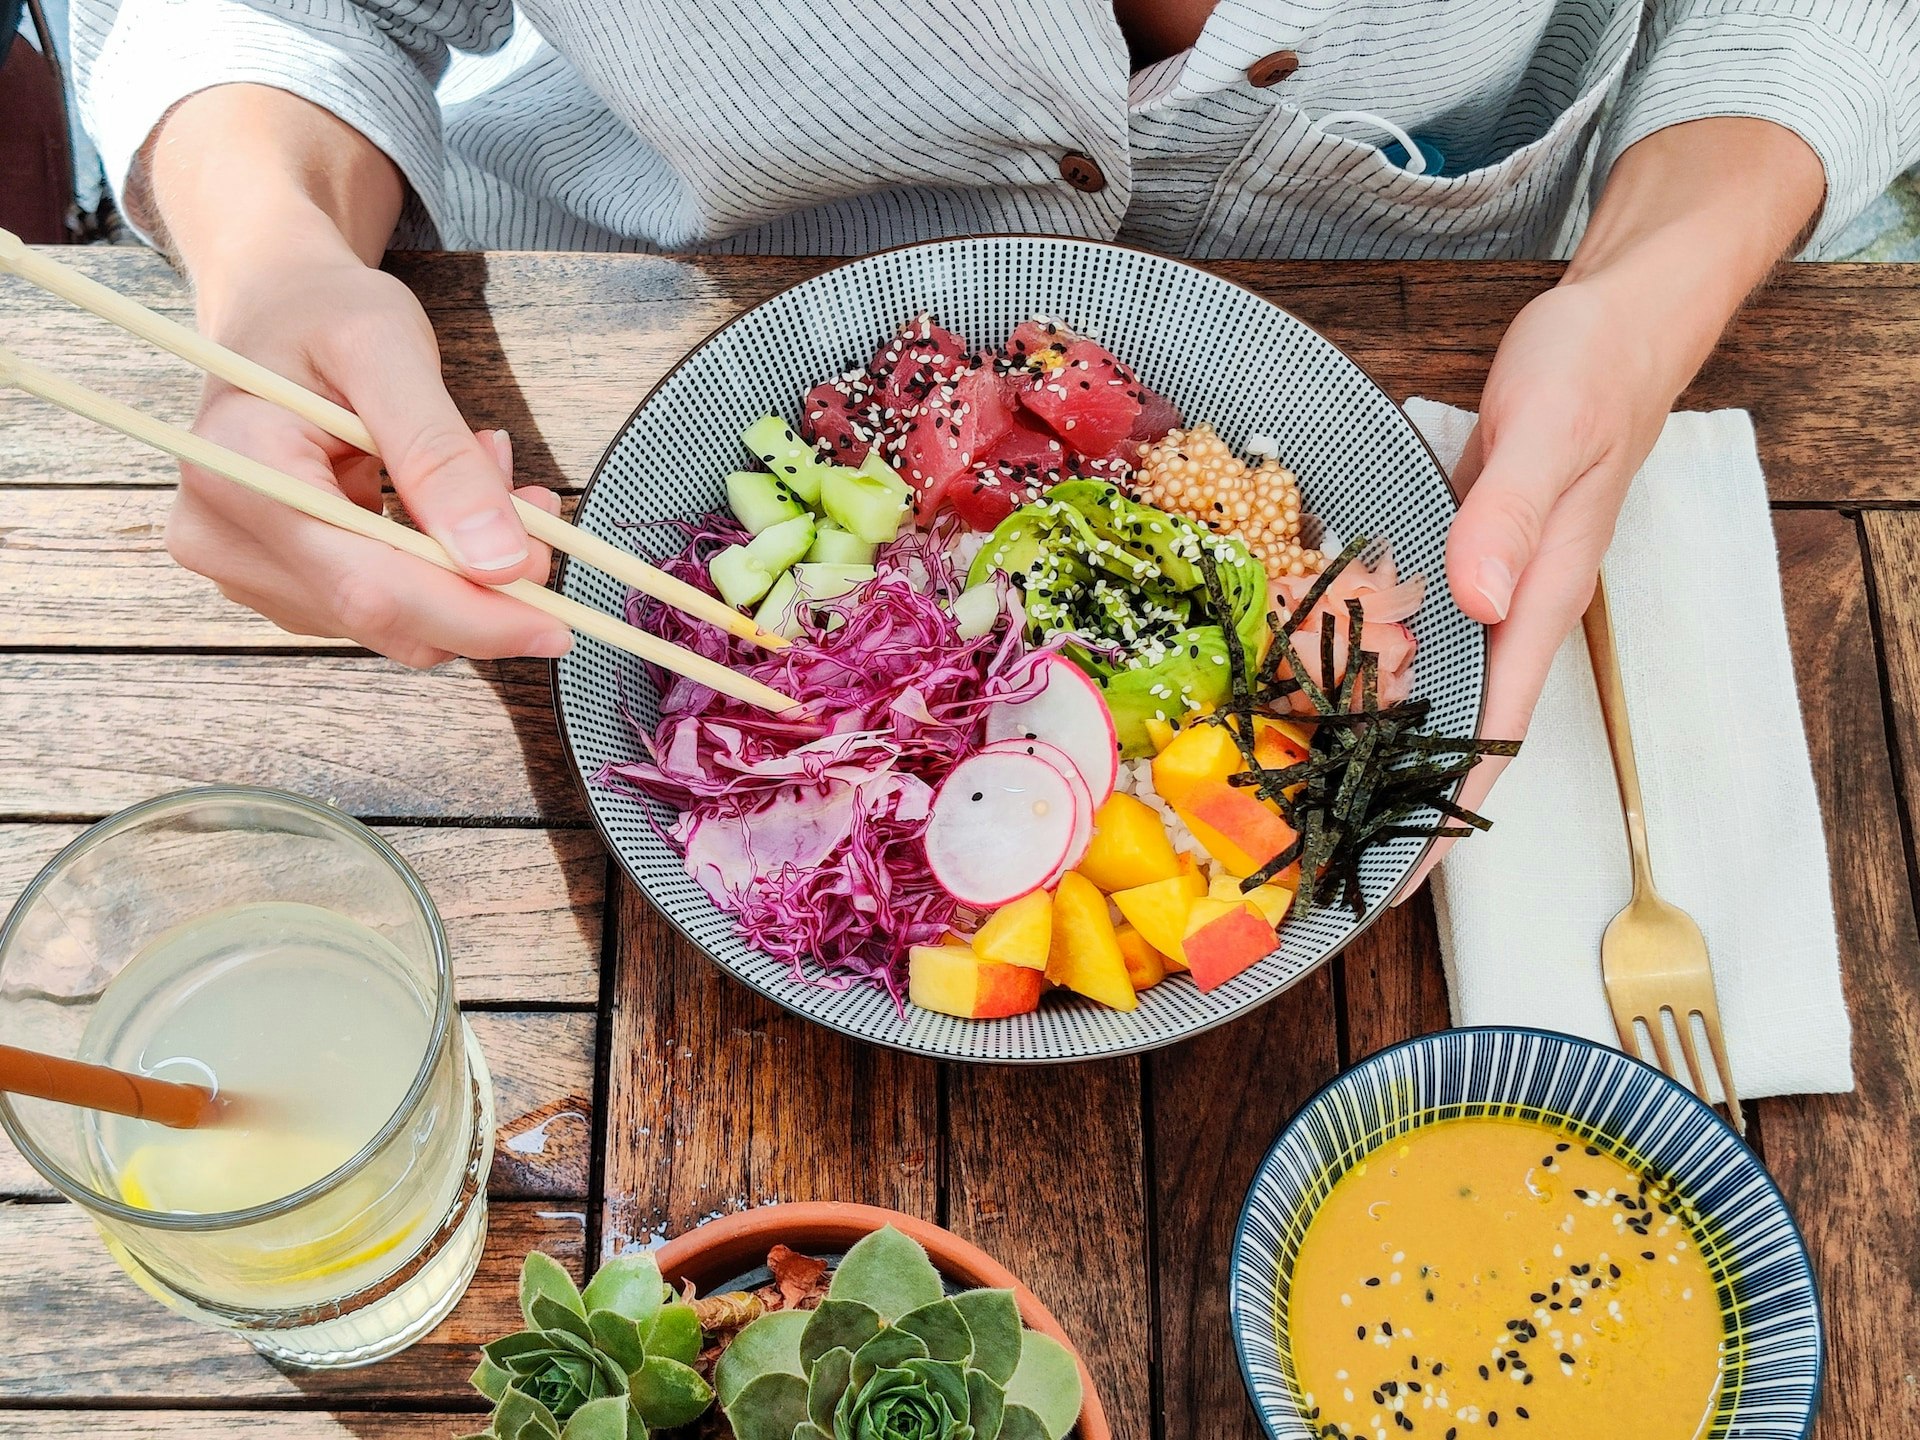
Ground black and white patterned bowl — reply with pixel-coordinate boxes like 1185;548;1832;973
554;236;1483;1063
1230;1027;1823;1438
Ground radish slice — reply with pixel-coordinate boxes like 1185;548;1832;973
984;655;1119;805
924;752;1078;906
981;737;1093;886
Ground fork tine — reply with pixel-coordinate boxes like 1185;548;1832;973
1645;1008;1685;1091
1674;1014;1715;1106
1607;992;1645;1060
1697;1008;1747;1138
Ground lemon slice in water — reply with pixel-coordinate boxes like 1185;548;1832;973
113;1133;423;1285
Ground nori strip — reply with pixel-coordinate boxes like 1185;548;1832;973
1284;534;1368;634
1183;540;1521;920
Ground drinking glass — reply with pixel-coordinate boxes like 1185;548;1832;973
0;786;495;1367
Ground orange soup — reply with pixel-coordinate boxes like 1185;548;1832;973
1287;1117;1725;1440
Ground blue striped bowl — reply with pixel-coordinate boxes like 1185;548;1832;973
1230;1027;1823;1438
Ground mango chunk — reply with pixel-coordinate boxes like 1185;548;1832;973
1110;871;1205;970
1173;780;1300;883
1045;872;1137;1011
1208;874;1297;929
1181;897;1279;992
1150;721;1244;806
909;944;1045;1019
1077;793;1184;893
970;889;1052;971
1115;924;1171;991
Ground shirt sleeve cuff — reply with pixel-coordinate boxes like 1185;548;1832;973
77;0;451;245
1592;6;1917;257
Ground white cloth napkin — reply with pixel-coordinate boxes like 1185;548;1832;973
1405;398;1854;1100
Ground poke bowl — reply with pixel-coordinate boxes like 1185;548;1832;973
1229;1027;1823;1439
554;236;1488;1063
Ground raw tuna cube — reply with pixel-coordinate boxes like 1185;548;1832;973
869;314;970;414
800;374;878;464
1127;385;1183;446
989;413;1070;485
1004;318;1072;368
1018;350;1142;455
948;466;1044;531
894;366;1015;521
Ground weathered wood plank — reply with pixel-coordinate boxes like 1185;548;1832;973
0;824;603;1005
1764;510;1920;1440
0;1415;460;1437
944;1059;1148;1440
600;880;938;1259
0;1200;582;1403
6;250;1918;503
1149;970;1343;1440
0;1011;594;1201
0;655;583;822
0;489;580;648
1338;901;1450;1062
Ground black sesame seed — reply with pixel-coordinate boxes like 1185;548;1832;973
1515;1408;1530;1421
1366;1277;1382;1287
1488;1414;1499;1429
1478;1366;1490;1381
1358;1326;1367;1340
971;792;983;802
1560;1353;1575;1365
1642;1250;1657;1261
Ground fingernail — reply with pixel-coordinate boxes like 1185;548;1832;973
489;429;513;477
448;507;528;572
530;629;574;659
1476;557;1514;622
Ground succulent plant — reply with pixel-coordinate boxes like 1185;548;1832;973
715;1226;1083;1440
462;1250;716;1440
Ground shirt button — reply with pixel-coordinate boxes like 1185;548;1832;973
1059;152;1107;193
1246;50;1300;87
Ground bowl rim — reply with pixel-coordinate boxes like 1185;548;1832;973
648;1199;1111;1439
551;233;1486;1064
1226;1024;1825;1440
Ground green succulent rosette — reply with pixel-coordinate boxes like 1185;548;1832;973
462;1250;716;1440
717;1226;1083;1440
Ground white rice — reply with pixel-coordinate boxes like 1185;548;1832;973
1112;757;1227;885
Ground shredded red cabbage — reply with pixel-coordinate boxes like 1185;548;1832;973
594;520;1039;1003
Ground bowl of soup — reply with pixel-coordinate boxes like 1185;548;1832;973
1230;1027;1822;1440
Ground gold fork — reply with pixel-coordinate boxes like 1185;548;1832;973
1584;578;1745;1135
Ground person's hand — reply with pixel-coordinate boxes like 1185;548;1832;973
165;241;572;667
1395;277;1672;898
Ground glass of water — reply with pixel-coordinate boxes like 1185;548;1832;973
0;786;496;1367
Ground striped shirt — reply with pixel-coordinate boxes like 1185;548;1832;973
71;0;1920;260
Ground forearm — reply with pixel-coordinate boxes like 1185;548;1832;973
145;85;404;303
1563;117;1826;399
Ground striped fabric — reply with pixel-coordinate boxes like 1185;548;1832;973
70;0;1920;260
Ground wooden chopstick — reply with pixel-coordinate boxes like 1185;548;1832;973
0;347;800;715
0;228;786;651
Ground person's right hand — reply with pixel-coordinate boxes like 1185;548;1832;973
166;243;572;668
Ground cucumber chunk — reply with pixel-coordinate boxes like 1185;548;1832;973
709;545;775;610
726;470;804;535
820;463;911;544
742;415;826;505
709;513;815;610
949;582;1002;639
806;519;879;566
754;562;877;640
746;512;816;572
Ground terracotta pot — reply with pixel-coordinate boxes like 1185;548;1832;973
655;1202;1111;1440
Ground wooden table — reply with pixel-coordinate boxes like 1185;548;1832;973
1;249;1916;1440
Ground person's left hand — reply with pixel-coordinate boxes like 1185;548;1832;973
1395;277;1676;899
